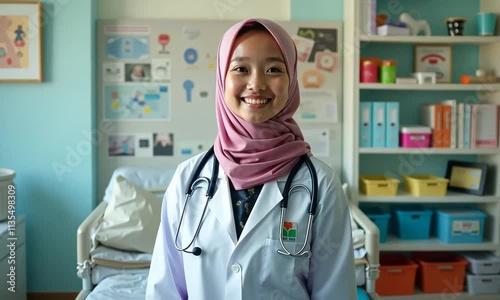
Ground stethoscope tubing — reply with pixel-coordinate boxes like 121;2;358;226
175;147;318;258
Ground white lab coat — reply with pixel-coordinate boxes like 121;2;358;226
146;152;356;300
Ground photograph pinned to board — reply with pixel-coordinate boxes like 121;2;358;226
153;132;174;156
125;63;151;82
178;141;213;157
108;134;135;156
0;2;43;82
293;35;315;62
103;84;171;120
297;90;338;123
134;133;153;157
106;35;150;60
414;45;452;83
103;62;125;82
302;128;330;157
297;27;338;61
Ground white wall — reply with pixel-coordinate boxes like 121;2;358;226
98;0;290;20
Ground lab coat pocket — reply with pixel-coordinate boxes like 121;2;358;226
259;238;310;300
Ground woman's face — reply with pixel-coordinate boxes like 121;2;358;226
224;30;289;123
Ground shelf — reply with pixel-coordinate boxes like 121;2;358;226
379;290;500;300
358;191;500;203
379;234;498;251
359;83;500;91
360;34;500;44
359;148;500;155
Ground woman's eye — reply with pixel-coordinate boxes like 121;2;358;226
233;66;247;73
267;67;283;73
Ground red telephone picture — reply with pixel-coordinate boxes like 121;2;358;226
414;45;452;83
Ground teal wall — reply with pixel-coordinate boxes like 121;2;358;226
0;0;97;292
291;0;344;20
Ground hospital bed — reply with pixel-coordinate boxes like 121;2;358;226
76;167;380;299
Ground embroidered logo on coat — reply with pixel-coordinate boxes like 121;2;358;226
282;221;297;241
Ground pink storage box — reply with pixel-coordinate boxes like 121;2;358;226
400;126;431;148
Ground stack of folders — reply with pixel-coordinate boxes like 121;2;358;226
420;101;499;148
359;102;399;148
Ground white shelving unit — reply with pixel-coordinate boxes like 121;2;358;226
372;291;500;300
344;0;500;299
359;83;500;91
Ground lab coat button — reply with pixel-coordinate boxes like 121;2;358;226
231;263;241;273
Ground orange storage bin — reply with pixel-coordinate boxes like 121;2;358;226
413;252;468;294
376;254;419;296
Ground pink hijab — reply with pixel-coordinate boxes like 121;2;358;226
213;18;311;190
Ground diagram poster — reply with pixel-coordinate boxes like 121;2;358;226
103;84;171;120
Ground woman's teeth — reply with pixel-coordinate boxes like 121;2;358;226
243;98;269;104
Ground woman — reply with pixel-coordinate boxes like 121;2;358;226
146;18;356;300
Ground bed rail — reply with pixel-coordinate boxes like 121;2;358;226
349;202;380;295
76;201;107;291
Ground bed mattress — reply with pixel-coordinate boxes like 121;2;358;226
85;271;149;300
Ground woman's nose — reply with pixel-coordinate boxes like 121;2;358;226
247;73;266;91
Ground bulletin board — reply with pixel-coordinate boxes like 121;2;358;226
97;19;343;199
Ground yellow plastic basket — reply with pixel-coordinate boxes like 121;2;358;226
403;175;449;196
360;175;400;196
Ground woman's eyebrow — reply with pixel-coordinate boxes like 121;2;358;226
230;56;248;63
230;56;285;63
267;57;285;63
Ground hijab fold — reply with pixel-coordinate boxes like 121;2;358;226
214;18;311;190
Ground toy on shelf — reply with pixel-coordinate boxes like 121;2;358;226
444;17;467;36
376;14;410;36
399;13;431;36
461;70;499;84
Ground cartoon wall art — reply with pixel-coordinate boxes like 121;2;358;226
103;62;125;82
152;58;171;81
106;35;150;60
0;2;42;82
157;33;170;54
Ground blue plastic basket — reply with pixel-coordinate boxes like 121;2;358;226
391;205;433;240
361;206;390;243
357;287;370;300
435;209;486;243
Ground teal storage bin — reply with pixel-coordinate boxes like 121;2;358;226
361;206;390;243
357;287;370;300
391;205;433;240
436;209;486;244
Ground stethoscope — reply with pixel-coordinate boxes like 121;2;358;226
174;146;318;258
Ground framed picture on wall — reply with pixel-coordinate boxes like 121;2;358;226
445;160;488;195
414;45;452;83
0;2;43;82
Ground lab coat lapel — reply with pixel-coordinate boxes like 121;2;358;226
208;171;238;245
238;180;282;242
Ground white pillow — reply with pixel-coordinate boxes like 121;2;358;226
94;175;162;253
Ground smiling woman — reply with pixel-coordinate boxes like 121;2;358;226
224;25;289;123
146;18;356;300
